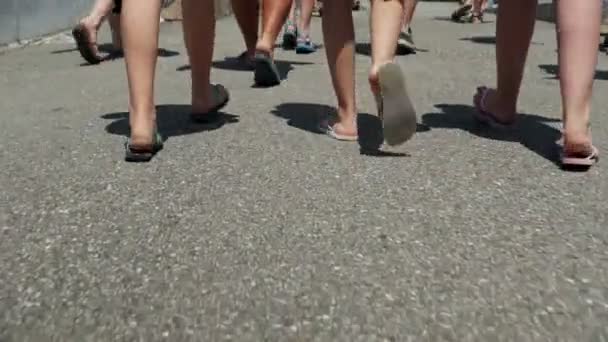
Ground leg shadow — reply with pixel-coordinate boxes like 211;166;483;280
421;104;562;165
357;114;429;157
101;104;238;139
76;45;179;66
271;102;330;134
356;42;427;57
271;103;424;157
179;58;313;74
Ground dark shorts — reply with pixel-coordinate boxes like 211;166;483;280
112;0;122;13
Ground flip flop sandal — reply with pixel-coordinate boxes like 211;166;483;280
451;4;472;21
237;51;256;70
254;52;281;87
125;130;164;162
396;30;416;55
282;21;297;50
296;38;317;54
72;23;103;65
561;145;599;169
473;86;517;129
375;62;417;146
319;122;358;141
465;13;484;23
190;84;230;125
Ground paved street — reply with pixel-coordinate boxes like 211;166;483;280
1;3;607;341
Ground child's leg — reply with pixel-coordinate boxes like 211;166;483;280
369;0;404;92
321;0;357;137
557;0;601;155
121;0;161;147
474;0;537;123
182;0;222;113
232;0;259;57
257;0;293;55
370;0;417;146
298;0;315;37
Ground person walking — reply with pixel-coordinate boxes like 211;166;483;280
474;0;600;169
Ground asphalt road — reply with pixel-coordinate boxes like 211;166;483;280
1;3;607;341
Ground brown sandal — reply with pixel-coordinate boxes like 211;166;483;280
72;23;102;65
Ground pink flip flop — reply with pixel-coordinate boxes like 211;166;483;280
560;145;599;169
473;86;516;129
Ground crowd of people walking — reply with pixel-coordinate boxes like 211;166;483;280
72;0;600;170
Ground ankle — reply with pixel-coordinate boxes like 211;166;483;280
493;91;517;115
81;15;102;29
336;107;357;126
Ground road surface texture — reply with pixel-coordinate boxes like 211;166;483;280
1;3;607;341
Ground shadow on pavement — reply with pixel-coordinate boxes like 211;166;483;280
460;36;543;46
539;64;608;80
178;58;313;80
53;44;179;66
355;43;426;57
101;104;238;139
421;104;562;165
460;36;496;44
271;102;427;157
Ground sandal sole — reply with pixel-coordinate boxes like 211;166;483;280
377;62;417;146
72;25;102;65
254;56;281;87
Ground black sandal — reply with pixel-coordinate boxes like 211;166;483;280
125;130;164;162
190;84;230;125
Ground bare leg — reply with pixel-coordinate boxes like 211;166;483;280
298;0;315;38
403;0;418;29
397;0;417;53
257;0;293;55
369;0;404;92
108;14;122;50
475;0;537;123
322;0;357;136
121;0;161;147
557;0;601;153
232;0;259;57
287;0;297;24
182;0;218;112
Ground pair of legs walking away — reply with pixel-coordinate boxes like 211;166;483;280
321;0;417;145
282;0;317;53
474;0;600;169
123;0;228;162
73;0;122;64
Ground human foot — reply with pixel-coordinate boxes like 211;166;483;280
561;139;599;169
128;109;159;155
320;118;358;141
296;36;316;54
560;122;598;168
473;87;517;127
253;50;281;87
190;84;230;124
